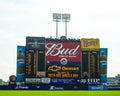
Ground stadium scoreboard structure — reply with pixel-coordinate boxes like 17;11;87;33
16;36;108;90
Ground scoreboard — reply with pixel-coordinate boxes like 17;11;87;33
17;37;107;85
81;39;100;84
25;37;46;84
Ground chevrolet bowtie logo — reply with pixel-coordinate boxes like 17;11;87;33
48;65;61;72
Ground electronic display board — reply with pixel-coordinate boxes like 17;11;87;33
81;38;100;85
26;49;36;78
90;51;100;78
25;37;46;84
26;37;45;50
46;41;81;78
81;51;100;85
81;51;89;78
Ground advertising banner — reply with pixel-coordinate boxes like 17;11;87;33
79;78;100;85
46;71;80;78
51;78;78;84
88;85;108;90
0;85;88;90
100;48;107;69
46;41;81;78
16;46;25;82
46;41;81;62
81;39;100;50
100;48;108;83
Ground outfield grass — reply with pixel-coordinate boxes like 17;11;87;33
0;91;120;96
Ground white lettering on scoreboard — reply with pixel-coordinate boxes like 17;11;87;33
46;43;80;56
80;78;100;84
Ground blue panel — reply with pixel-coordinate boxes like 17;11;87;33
46;61;81;66
100;74;107;83
16;46;25;82
88;85;108;90
51;78;78;84
100;48;108;83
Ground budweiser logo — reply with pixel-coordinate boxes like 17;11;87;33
46;43;80;56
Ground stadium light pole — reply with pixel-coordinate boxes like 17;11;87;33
53;13;61;38
62;14;71;39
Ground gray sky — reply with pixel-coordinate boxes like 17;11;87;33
0;0;120;81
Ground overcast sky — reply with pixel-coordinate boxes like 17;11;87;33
0;0;120;81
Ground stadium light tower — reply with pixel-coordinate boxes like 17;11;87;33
53;13;61;38
62;14;71;38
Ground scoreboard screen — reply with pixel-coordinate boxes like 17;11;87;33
46;41;81;78
26;50;36;78
25;37;46;84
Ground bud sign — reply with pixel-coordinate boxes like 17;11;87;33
46;42;81;62
46;41;81;78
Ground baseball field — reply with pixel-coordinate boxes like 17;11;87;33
0;90;120;96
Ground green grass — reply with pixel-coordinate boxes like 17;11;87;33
0;91;120;96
